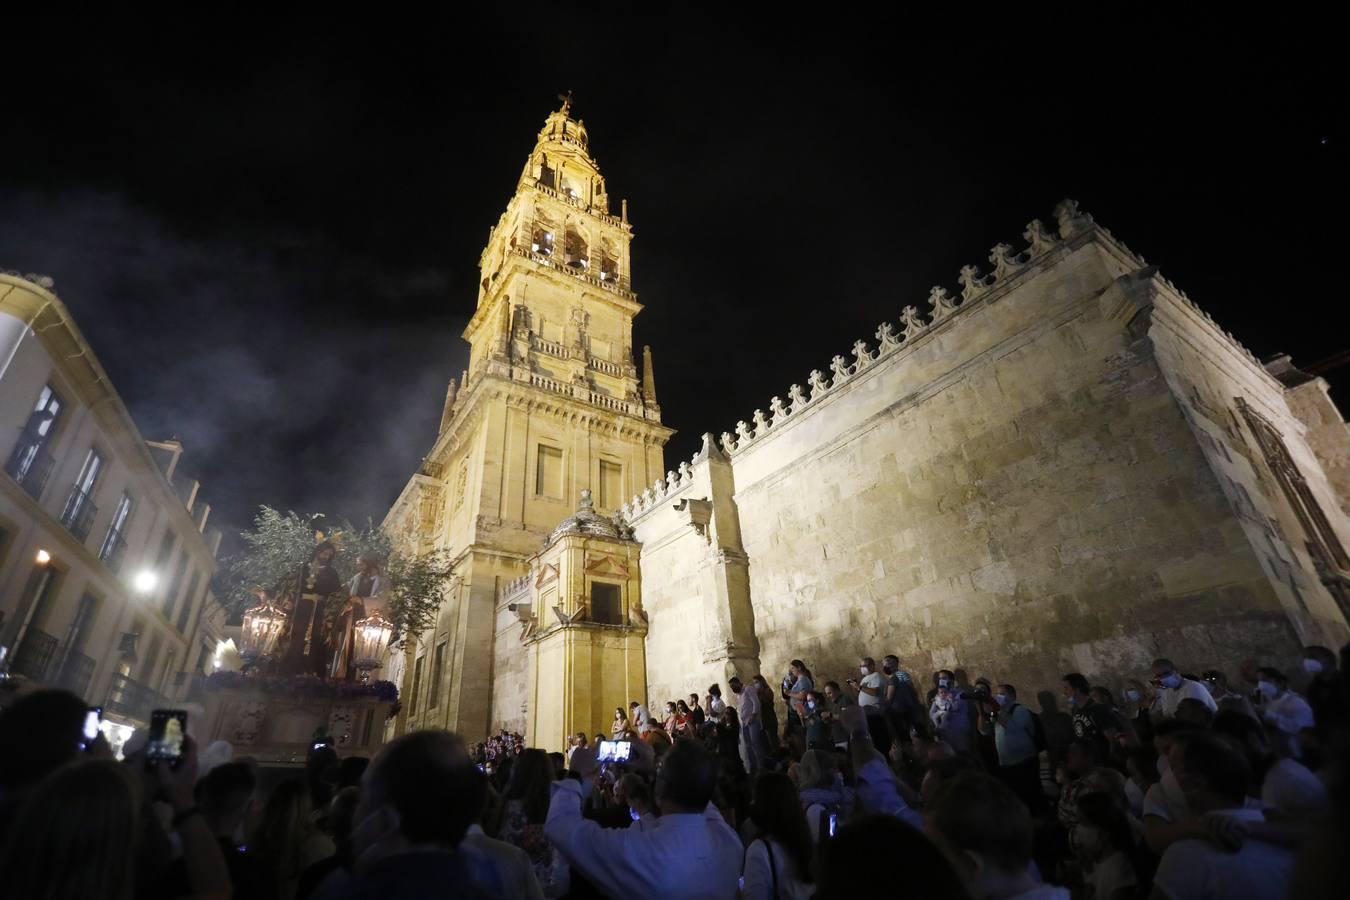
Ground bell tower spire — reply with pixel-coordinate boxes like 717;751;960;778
386;100;672;743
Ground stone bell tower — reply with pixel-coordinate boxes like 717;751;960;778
501;489;648;750
383;97;672;741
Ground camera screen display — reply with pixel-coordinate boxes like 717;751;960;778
147;710;187;761
82;708;101;743
597;740;632;763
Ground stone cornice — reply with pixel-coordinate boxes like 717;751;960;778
424;371;674;469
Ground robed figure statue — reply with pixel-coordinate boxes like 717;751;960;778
276;541;343;676
328;552;387;682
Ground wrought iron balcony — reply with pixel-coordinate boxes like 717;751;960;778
99;528;129;574
60;487;98;542
8;627;58;681
104;672;163;723
4;432;56;500
56;650;96;700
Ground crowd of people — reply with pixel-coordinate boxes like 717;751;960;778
0;643;1346;899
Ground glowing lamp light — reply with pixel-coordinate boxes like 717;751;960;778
35;548;51;565
352;613;395;679
239;602;285;663
133;570;158;593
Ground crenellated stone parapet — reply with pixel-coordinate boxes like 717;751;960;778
710;199;1266;458
619;439;708;521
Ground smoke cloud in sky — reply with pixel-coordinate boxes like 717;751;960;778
0;189;467;549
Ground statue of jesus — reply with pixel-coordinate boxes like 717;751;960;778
276;541;343;677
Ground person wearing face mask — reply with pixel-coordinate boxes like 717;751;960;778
929;670;974;755
1153;732;1296;900
1253;666;1313;759
978;684;1045;816
1121;679;1156;747
845;656;892;753
881;654;925;745
1150;658;1217;720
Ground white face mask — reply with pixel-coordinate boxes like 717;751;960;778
937;678;950;689
1303;658;1324;675
1159;673;1182;690
860;666;870;675
1256;680;1278;698
1124;689;1141;703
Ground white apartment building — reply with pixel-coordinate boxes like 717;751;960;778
0;271;227;733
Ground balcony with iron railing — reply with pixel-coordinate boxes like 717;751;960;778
55;650;96;699
99;528;129;574
60;486;98;542
512;247;634;298
104;672;165;724
8;627;59;681
4;431;56;501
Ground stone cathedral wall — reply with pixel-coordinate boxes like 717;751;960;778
626;204;1349;707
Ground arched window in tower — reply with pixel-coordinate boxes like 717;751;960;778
531;222;555;256
564;227;589;270
598;239;619;283
537;156;556;189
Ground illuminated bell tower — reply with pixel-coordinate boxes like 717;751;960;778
386;97;672;742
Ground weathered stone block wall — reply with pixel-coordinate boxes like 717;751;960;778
490;581;533;736
723;240;1307;697
1149;293;1350;648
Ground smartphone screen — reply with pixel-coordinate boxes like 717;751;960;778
146;709;188;768
82;707;102;745
598;740;632;763
828;812;838;837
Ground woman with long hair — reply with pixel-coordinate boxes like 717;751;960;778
675;699;694;736
742;772;815;900
0;759;141;900
611;706;629;738
249;779;334;900
499;748;570;897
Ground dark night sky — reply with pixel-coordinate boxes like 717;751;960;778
1;10;1345;551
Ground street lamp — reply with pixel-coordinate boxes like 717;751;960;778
352;613;395;682
133;570;157;594
35;548;51;565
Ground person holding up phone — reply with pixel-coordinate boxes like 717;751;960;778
544;740;742;899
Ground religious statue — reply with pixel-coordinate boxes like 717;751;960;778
276;541;343;676
328;552;387;682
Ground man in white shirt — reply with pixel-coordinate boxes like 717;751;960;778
544;740;743;899
1151;731;1294;900
1253;666;1314;758
846;656;893;754
729;676;766;773
1150;658;1218;719
705;684;727;722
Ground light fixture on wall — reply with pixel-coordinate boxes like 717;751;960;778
133;570;157;593
35;549;51;565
